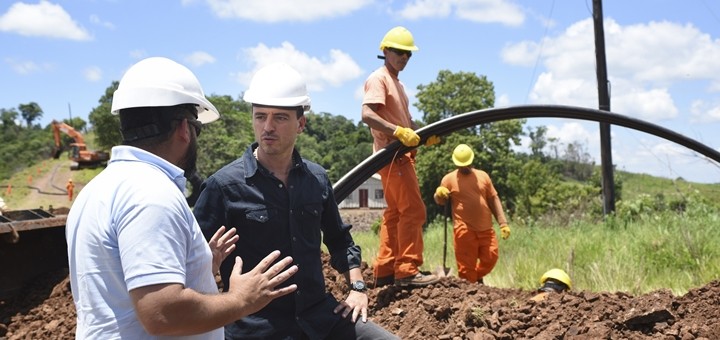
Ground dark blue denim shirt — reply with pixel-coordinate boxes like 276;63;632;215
194;143;362;339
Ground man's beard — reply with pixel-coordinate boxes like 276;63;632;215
459;167;472;174
181;132;198;179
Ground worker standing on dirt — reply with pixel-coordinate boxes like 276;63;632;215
194;63;398;340
361;26;441;288
433;144;511;284
65;178;74;201
65;57;298;339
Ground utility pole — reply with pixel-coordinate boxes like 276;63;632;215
593;0;615;214
68;103;73;121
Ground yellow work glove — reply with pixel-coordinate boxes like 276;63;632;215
435;186;450;200
425;135;441;146
500;225;511;240
393;126;420;147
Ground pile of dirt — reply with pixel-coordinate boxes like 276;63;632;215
340;208;383;232
3;254;720;339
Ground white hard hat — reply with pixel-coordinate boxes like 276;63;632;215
111;57;220;124
243;63;311;110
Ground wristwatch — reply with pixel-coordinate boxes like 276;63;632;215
350;280;367;292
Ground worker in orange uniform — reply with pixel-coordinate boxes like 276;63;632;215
531;268;572;302
66;178;75;201
433;144;511;284
362;26;440;288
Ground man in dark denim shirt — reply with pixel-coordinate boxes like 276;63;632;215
194;63;398;340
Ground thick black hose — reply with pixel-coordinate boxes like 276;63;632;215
333;104;720;203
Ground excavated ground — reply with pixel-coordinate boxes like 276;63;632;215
2;209;719;339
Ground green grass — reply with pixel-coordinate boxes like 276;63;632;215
351;206;720;296
619;170;720;202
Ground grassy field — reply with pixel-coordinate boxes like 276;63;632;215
352;201;720;296
3;157;719;297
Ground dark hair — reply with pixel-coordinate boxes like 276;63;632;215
119;104;198;148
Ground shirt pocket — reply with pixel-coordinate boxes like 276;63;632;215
246;208;270;223
297;203;322;245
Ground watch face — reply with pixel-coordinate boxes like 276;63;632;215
352;281;366;291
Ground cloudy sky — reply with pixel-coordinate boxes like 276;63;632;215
2;0;719;183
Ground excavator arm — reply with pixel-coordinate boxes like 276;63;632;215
50;120;109;169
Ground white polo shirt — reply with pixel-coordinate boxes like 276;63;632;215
66;146;222;340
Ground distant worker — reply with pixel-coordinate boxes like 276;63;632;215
362;26;441;288
531;268;572;302
433;144;511;284
66;179;74;201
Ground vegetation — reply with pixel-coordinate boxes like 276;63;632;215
353;194;720;296
3;69;719;295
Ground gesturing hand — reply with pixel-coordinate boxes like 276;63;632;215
208;226;238;274
227;251;298;316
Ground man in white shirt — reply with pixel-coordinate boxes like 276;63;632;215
66;57;298;339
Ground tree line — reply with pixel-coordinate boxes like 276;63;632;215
1;70;610;222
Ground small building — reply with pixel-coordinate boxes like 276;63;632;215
338;173;386;209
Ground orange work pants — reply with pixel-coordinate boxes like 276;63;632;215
375;155;427;279
453;227;499;283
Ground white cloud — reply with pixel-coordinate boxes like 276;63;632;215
83;66;102;82
237;42;363;92
690;100;720;123
129;50;147;60
89;14;115;30
5;57;52;75
397;0;524;26
205;0;370;22
496;93;510;107
184;51;216;67
545;122;594;146
0;1;92;40
502;18;720;121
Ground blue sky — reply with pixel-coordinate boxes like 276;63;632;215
2;0;720;183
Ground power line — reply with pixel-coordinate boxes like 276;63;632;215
524;0;556;104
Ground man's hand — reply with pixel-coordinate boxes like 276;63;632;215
393;126;420;147
435;186;450;200
425;135;441;146
227;251;298;316
500;225;511;240
333;291;369;323
208;226;238;274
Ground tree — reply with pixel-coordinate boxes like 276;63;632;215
301;112;373;182
415;70;495;133
88;81;122;150
18;102;43;128
0;108;19;131
195;94;253;178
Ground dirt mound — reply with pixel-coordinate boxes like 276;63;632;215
3;254;720;339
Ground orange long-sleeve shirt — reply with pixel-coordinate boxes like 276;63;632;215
438;168;507;232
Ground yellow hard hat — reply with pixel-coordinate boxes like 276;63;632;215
452;144;474;167
540;268;572;289
379;26;419;52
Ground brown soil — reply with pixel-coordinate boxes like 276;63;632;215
2;256;720;339
3;178;719;339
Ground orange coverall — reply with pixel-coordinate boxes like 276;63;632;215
435;168;508;283
66;180;74;201
363;65;427;280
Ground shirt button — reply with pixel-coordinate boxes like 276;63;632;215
279;183;283;188
292;236;296;242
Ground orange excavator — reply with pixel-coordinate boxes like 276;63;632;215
51;120;110;170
